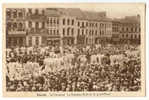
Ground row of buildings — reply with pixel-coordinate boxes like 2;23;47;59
6;8;141;47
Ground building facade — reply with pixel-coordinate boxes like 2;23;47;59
6;8;141;48
119;15;141;44
111;20;120;43
6;8;26;47
25;8;48;46
45;8;61;46
61;15;77;46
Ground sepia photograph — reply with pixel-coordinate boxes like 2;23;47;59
2;3;146;97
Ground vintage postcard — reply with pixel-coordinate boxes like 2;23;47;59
2;3;146;97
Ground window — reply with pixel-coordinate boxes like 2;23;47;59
78;22;80;27
101;31;104;35
42;22;45;28
71;28;74;36
6;11;11;18
35;9;39;15
95;30;97;36
35;22;39;29
78;29;80;35
139;34;141;39
53;19;56;24
63;28;65;36
13;23;17;30
86;22;88;27
95;23;98;27
53;30;56;35
86;29;88;35
18;12;23;18
122;34;124;38
100;23;102;27
63;19;65;25
89;30;91;36
139;28;141;32
36;37;39;45
135;27;137;32
7;22;11;30
19;37;23;46
126;34;128;38
18;23;23;31
90;23;92;27
92;23;94;27
57;30;59;35
47;20;49;24
29;37;32;46
29;21;32;28
131;34;133;39
100;30;102;35
67;28;70;36
82;22;84;27
8;37;11;45
67;19;70;25
50;30;52;35
92;30;94;36
28;9;32;14
126;28;128;31
131;28;133;32
50;18;52;24
82;29;84;35
135;35;137;39
13;11;17;18
42;10;45;15
57;19;59;24
72;19;74;25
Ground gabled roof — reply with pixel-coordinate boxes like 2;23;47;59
45;8;61;17
83;11;106;21
45;8;110;22
63;8;86;19
112;15;140;24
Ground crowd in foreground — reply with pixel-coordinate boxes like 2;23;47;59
6;44;141;91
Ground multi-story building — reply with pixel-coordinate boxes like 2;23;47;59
76;11;111;45
77;19;90;45
45;8;61;46
25;8;48;46
6;8;141;48
111;20;121;43
60;8;78;46
97;18;112;44
76;11;87;45
45;8;109;46
119;15;141;44
45;8;79;46
83;11;98;45
6;8;26;47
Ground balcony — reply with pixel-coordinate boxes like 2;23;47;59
27;28;48;35
8;31;26;35
26;13;47;21
6;16;25;21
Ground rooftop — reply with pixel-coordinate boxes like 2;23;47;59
112;15;140;24
45;8;109;21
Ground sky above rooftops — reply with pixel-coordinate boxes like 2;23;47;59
43;3;144;18
7;3;145;19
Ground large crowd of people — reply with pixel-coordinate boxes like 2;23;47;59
5;44;141;92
